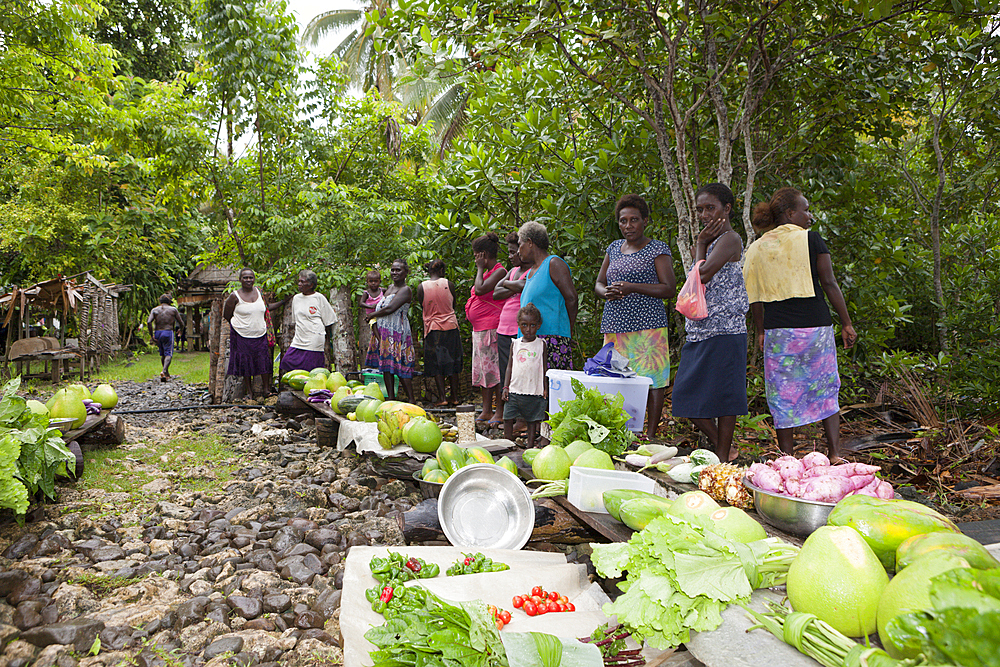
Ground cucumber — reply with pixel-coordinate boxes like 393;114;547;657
603;489;666;522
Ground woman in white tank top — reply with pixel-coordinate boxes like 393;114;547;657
223;268;285;398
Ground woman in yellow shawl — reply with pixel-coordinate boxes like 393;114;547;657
744;188;856;461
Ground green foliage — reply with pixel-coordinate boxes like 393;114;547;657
90;0;195;80
0;378;76;519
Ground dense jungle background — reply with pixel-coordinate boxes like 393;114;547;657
2;0;998;430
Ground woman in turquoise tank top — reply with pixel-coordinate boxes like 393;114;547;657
517;221;578;370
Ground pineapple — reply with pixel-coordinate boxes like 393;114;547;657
698;463;753;510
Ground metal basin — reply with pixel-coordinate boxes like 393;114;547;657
48;418;77;433
437;463;534;550
743;476;835;538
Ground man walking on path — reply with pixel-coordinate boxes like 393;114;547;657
148;295;185;381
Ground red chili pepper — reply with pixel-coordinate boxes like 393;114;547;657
379;586;394;603
405;557;422;573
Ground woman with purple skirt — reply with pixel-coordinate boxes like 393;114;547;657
223;268;286;399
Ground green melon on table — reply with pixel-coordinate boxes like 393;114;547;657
786;525;889;637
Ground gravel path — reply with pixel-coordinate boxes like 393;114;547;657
0;377;420;667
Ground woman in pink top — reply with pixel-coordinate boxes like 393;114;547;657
465;232;507;423
493;231;528;429
415;259;463;406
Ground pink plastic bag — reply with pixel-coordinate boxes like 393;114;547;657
674;260;708;320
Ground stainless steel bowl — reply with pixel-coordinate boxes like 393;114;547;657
437;463;534;550
743;476;835;538
412;471;443;499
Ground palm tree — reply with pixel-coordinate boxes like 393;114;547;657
301;1;469;154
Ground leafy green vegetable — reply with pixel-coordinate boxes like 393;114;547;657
531;632;562;667
0;377;77;519
547;379;634;457
365;585;508;667
885;568;1000;666
590;513;798;648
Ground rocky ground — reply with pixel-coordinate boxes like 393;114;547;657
0;377;432;667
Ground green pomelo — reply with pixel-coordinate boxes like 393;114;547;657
363;399;383;422
787;525;889;638
330;386;352;412
421;459;441;477
48;388;87;428
67;383;92;401
571;448;615;470
26;399;49;416
564;439;593;463
896;531;1000;571
325;372;347;391
532;444;572;481
496;456;518;476
364;381;384;402
522;449;542;466
406;418;443;454
90;384;118;409
709;507;767;543
665;490;721;519
304;376;328;395
877;552;970;658
310;367;331;377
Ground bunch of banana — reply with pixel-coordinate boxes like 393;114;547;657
439;424;459;442
376;402;427;449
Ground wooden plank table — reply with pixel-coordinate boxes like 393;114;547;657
60;410;110;443
13;350;86;382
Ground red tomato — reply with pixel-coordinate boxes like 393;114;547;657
495;618;504;631
500;611;511;624
531;586;543;598
566;602;576;612
512;596;523;608
547;591;558;601
523;601;537;616
556;602;566;612
536;604;548;615
488;605;497;617
558;595;568;604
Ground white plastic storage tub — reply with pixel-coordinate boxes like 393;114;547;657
567;466;656;513
546;369;653;432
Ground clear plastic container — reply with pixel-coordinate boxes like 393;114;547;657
546;369;653;432
567;466;656;514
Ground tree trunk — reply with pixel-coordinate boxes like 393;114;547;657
930;114;948;352
208;298;222;403
328;286;358;372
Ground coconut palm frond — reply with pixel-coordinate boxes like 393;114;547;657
301;9;364;46
423;85;469;155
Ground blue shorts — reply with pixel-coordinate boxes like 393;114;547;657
154;329;174;357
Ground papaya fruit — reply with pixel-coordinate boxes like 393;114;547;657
287;375;309;391
495;456;518;476
827;495;961;571
464;446;494;465
895;531;999;571
421;458;441;478
603;489;666;522
437;442;467;476
522;449;542;466
618;497;674;531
